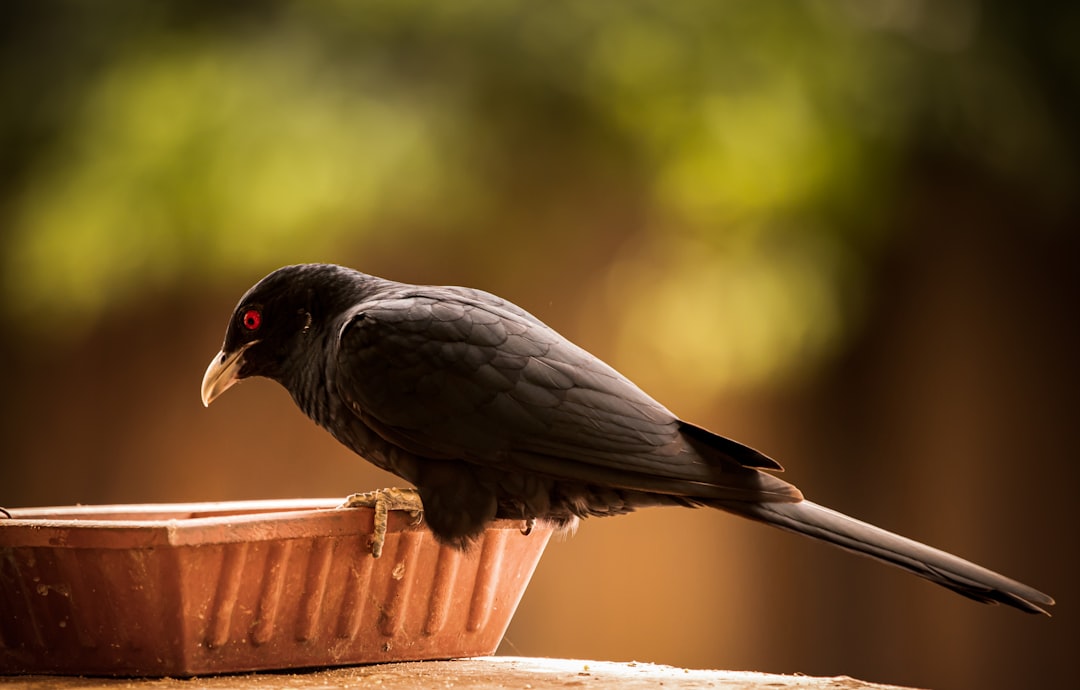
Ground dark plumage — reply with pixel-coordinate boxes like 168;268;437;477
202;263;1054;614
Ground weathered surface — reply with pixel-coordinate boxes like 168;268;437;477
0;502;551;676
0;657;921;689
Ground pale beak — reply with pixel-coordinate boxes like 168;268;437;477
201;340;259;407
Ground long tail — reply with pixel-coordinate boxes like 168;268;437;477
711;498;1054;615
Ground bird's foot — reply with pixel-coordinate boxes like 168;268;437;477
339;488;425;558
521;517;536;536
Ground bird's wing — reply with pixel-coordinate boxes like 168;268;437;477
331;287;799;502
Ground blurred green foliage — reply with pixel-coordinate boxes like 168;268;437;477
1;0;1075;392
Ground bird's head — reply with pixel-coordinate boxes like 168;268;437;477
201;263;363;407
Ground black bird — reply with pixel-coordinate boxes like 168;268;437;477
201;263;1054;615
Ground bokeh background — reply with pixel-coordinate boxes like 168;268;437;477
2;2;1077;688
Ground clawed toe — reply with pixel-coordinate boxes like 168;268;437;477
339;488;425;558
521;517;536;536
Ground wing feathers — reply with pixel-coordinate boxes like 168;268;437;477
334;287;789;501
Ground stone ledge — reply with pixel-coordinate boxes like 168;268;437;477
0;657;920;690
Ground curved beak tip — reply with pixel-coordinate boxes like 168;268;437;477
201;344;253;407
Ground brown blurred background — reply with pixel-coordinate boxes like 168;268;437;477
1;2;1076;689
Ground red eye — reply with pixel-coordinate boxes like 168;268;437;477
241;309;261;331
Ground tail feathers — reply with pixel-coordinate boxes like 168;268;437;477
713;499;1055;615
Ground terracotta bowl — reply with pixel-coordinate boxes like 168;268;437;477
0;498;551;676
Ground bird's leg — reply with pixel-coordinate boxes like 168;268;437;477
339;487;425;558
